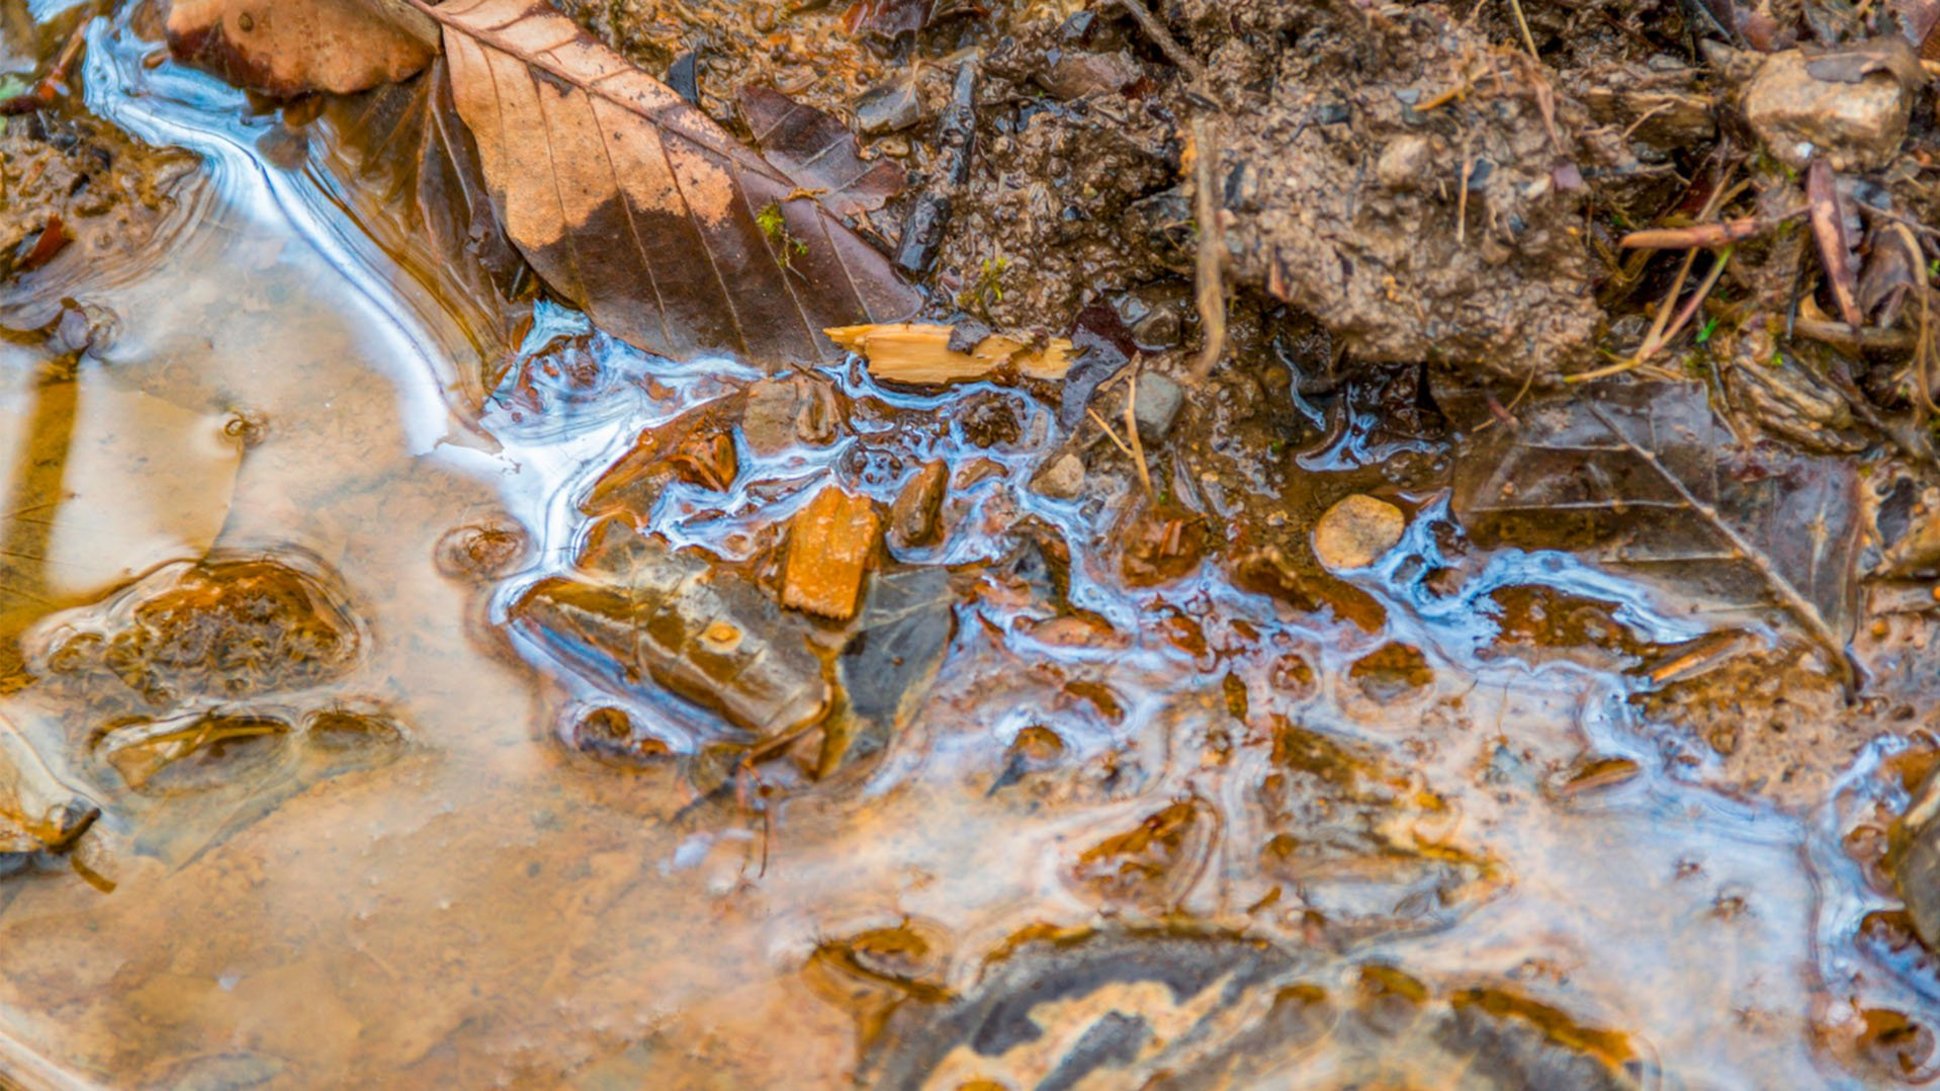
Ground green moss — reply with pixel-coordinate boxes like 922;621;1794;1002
756;201;808;271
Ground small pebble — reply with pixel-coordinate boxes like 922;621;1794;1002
1029;452;1085;500
1313;494;1405;572
1133;373;1183;444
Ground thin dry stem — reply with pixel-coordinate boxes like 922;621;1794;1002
1125;369;1155;500
1188;118;1227;382
1505;0;1540;58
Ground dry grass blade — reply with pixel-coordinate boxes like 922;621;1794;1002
1124;369;1155;500
1584;403;1854;687
413;0;920;367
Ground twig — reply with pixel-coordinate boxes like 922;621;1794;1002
1124;369;1155;500
1456;144;1473;247
1087;407;1137;459
1585;404;1854;690
1188;117;1226;382
1505;0;1540;59
1112;0;1206;84
1791;318;1914;352
1619;216;1777;250
1654;244;1733;349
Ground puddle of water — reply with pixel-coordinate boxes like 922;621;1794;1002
0;12;1901;1090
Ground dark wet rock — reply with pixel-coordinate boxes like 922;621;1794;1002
1059;303;1137;427
1132;372;1183;444
509;518;830;738
665;50;700;106
854;79;922;135
887;460;948;550
839;566;956;746
35;557;363;708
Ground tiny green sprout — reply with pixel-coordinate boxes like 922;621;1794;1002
756;201;808;271
1767;350;1784;369
1695;315;1719;345
957;255;1010;314
1928;257;1939;280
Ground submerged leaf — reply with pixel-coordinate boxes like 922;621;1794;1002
738;86;905;220
317;60;530;386
1450;381;1861;678
166;0;436;96
421;0;920;367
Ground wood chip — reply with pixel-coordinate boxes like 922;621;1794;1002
826;323;1073;385
783;485;881;620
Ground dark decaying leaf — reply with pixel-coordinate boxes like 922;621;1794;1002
1449;381;1860;676
1803;35;1928;89
166;0;436;96
1900;0;1940;58
738;85;905;221
1807;159;1863;329
843;0;937;38
316;59;530;384
419;0;921;368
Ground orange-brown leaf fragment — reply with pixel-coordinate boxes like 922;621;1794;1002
783;486;880;621
421;0;919;367
166;0;436;96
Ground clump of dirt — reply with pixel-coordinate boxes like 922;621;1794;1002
0;107;193;290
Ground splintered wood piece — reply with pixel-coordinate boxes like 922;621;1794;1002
783;486;881;620
825;323;1073;385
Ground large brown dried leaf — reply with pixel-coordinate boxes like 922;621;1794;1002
738;85;904;220
420;0;920;367
166;0;436;96
1449;381;1860;677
